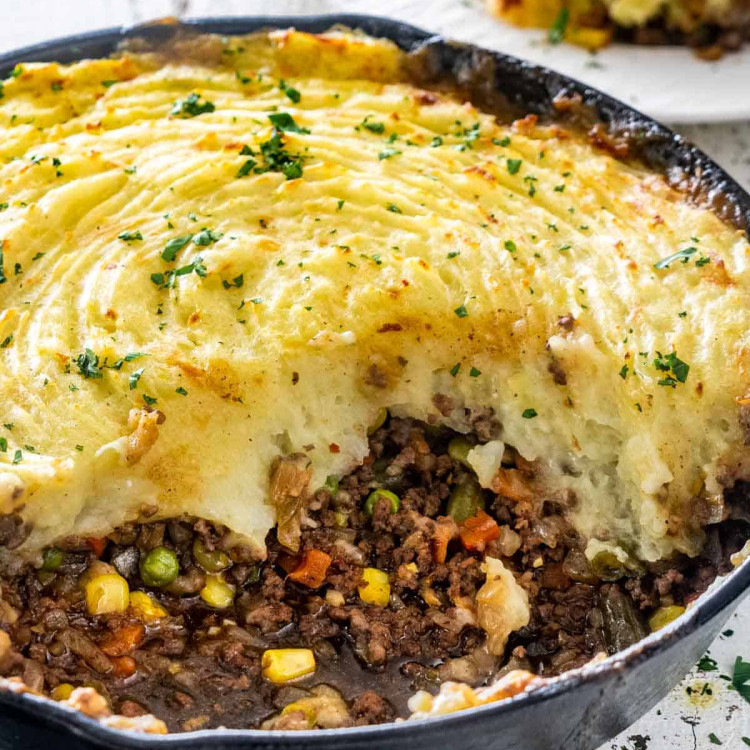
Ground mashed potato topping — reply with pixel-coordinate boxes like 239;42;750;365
0;29;749;565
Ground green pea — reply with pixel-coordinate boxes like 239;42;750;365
41;547;64;572
140;546;180;587
446;476;484;522
448;436;473;468
323;475;339;498
192;539;231;573
367;407;388;436
364;488;400;517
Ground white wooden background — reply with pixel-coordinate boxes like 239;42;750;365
1;3;749;748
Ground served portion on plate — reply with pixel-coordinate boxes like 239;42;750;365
485;0;750;55
0;26;748;735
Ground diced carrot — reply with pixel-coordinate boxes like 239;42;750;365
86;537;108;557
110;655;137;678
459;510;500;552
287;549;332;588
99;622;145;657
490;468;535;502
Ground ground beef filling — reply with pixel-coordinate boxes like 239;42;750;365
0;417;746;732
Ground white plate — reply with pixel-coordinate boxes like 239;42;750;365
336;0;750;124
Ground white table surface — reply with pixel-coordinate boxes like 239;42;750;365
2;2;749;747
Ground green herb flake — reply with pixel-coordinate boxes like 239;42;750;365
506;158;522;175
142;394;157;406
619;364;629;379
75;444;84;451
76;349;103;379
128;367;144;390
504;240;517;253
447;250;460;259
0;334;12;349
222;274;244;290
454;305;468;318
430;136;443;147
12;449;21;464
192;228;223;247
118;230;143;242
469;367;481;377
162;234;194;262
268;112;309;134
0;438;5;451
548;7;570;44
379;147;402;161
708;733;722;745
653;350;690;387
450;363;461;377
170;92;215;118
279;80;301;104
236;158;257;178
386;203;402;214
522;408;538;419
654;246;697;269
732;655;750;704
175;386;188;396
698;655;718;672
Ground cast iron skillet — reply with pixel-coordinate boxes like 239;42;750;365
0;14;747;750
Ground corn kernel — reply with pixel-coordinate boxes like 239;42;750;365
129;591;168;622
51;683;75;701
85;573;129;615
404;563;418;574
648;605;686;632
199;574;235;609
262;649;316;683
358;567;390;607
281;698;317;726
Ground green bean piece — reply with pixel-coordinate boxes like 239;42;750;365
192;539;231;573
367;407;388;436
364;488;400;517
599;586;647;654
446;475;485;522
448;437;473;468
41;547;64;572
140;546;180;587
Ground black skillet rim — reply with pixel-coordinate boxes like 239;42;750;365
0;13;747;747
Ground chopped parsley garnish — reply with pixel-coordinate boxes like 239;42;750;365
678;311;687;318
469;367;481;377
101;79;118;88
268;112;309;134
522;408;538;419
653;350;689;387
222;274;244;290
12;449;21;464
454;305;468;318
359;116;385;134
504;240;517;253
450;363;461;377
708;734;722;746
236;158;257;178
697;655;718;672
548;7;570;44
386;203;402;214
51;81;63;92
447;250;460;259
109;352;147;370
142;394;157;406
495;136;511;147
192;228;223;247
128;368;144;390
162;235;193;262
76;349;103;379
733;655;750;704
506;158;522;175
554;184;565;193
279;80;301;103
654;246;697;269
170;92;215;118
75;445;84;451
430;136;443;147
337;200;344;211
0;245;6;285
696;255;711;267
176;387;188;396
619;364;629;379
0;438;5;451
0;334;12;349
258;131;304;180
378;147;401;161
151;256;207;288
0;203;8;212
118;230;143;242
